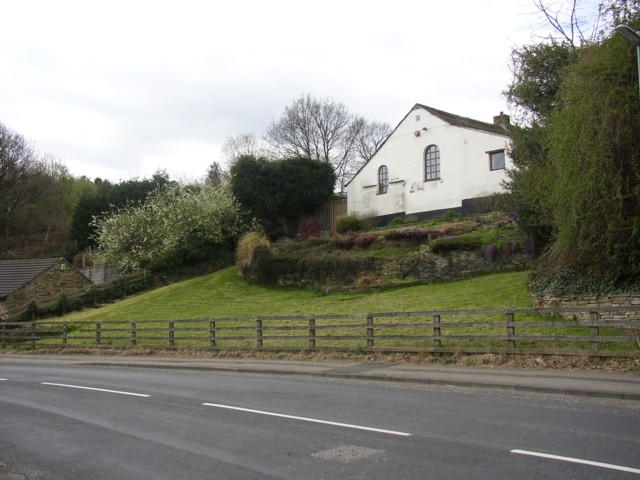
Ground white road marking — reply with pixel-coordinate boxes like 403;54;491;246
0;378;7;381
512;449;640;475
202;403;412;437
41;382;150;398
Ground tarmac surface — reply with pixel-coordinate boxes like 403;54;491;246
1;353;639;401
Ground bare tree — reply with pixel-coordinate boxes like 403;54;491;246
221;132;266;164
531;0;639;46
265;94;391;192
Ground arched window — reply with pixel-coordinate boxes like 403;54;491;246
378;165;389;194
424;145;440;181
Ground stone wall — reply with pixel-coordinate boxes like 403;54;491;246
382;249;531;283
3;260;92;313
532;293;640;321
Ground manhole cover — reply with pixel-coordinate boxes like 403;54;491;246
311;445;384;463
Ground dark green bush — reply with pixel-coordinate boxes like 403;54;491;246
430;236;482;254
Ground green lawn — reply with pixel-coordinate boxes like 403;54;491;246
63;267;533;322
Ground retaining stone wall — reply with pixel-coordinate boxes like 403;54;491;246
532;293;640;321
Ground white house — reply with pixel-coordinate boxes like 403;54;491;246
346;104;513;223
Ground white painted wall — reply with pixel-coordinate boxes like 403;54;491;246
347;106;512;217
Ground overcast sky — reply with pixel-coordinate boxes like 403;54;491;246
0;0;592;183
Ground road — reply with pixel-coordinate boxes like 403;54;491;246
0;363;639;479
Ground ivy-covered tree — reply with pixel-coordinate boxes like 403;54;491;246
544;31;640;282
505;0;640;291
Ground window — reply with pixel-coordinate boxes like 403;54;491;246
378;165;389;194
424;145;440;181
489;150;505;170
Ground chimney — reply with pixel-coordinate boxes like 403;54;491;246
493;111;510;129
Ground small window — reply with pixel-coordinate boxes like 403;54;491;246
378;165;389;194
424;145;440;181
489;150;505;171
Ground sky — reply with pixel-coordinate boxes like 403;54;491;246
0;0;588;183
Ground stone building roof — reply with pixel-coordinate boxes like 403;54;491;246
0;258;62;300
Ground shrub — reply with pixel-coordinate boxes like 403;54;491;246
430;236;483;254
336;213;363;234
484;243;497;260
236;231;271;276
354;234;379;249
333;235;355;250
387;216;405;227
298;217;322;241
383;228;438;245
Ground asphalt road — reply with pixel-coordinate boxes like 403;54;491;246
1;364;639;479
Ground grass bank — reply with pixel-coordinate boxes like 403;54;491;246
63;268;532;322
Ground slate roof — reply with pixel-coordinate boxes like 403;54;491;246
0;258;61;300
415;104;511;137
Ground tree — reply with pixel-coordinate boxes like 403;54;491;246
265;94;391;192
93;184;247;272
0;123;43;240
545;31;640;281
205;161;228;187
505;0;640;289
70;171;173;251
221;133;265;163
229;155;335;238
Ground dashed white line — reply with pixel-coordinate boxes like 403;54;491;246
202;403;412;437
0;378;7;381
41;382;150;398
512;449;640;475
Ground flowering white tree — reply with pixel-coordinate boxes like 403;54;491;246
93;184;248;272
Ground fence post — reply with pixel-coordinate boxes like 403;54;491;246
433;314;442;350
169;322;175;348
589;311;600;353
31;321;37;349
506;312;516;350
96;322;101;346
256;319;263;348
62;323;68;346
309;317;316;350
366;315;374;348
131;322;137;346
209;321;216;348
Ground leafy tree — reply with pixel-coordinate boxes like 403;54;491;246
205;161;228;187
70;170;172;251
229;155;335;238
93;184;247;272
0;123;43;240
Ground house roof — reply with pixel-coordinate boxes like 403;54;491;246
415;104;511;137
0;258;62;300
346;103;511;187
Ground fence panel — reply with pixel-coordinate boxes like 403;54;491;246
1;307;639;357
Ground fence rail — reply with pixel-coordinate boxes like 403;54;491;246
1;307;639;357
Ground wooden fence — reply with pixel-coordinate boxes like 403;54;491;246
1;307;639;357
